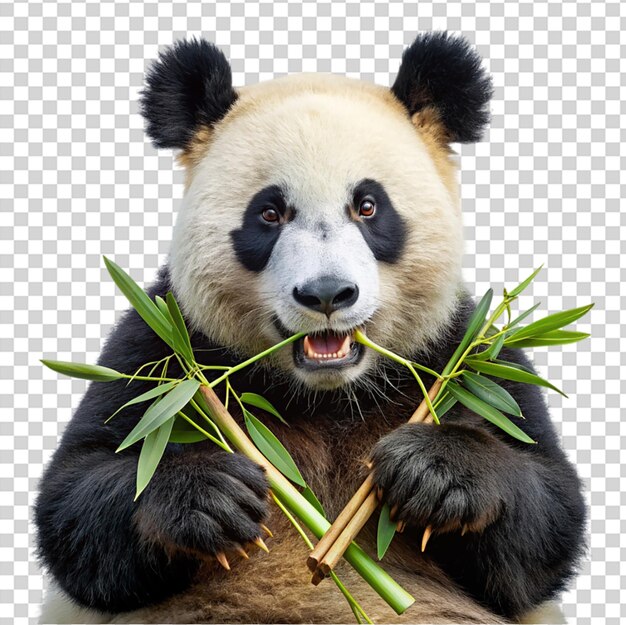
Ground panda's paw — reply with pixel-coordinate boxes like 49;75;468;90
370;422;510;536
138;451;270;563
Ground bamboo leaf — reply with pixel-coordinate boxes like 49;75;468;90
166;292;195;362
135;417;175;500
460;371;522;417
117;379;201;451
377;503;396;560
155;294;194;363
41;360;124;382
465;359;567;397
302;486;326;516
504;303;541;334
154;296;170;319
243;410;306;487
434;392;458;418
103;256;174;349
472;334;505;361
506;304;593;342
240;392;287;424
491;358;535;374
105;380;180;422
447;382;535;444
443;289;493;375
169;416;208;443
508;265;543;297
505;330;590;348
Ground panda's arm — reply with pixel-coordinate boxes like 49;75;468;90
34;300;269;613
371;346;586;619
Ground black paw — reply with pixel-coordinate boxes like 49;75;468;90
136;451;270;561
370;423;511;534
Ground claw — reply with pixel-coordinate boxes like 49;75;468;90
461;524;468;537
421;525;433;552
260;524;273;538
235;545;249;559
396;520;406;533
376;486;383;501
216;552;231;571
389;504;399;522
253;537;270;553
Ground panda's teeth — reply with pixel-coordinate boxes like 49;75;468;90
302;333;354;361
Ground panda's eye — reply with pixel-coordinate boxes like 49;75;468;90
358;197;376;218
261;207;280;223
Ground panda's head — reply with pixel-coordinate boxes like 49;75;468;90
139;33;493;391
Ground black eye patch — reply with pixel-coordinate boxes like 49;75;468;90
230;185;288;272
351;178;406;263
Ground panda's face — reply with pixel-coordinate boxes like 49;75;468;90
170;74;463;391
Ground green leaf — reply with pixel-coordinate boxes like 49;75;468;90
504;303;541;334
472;334;505;361
505;330;590;348
434;392;458;418
465;358;567;397
447;382;535;444
105;380;180;422
169;412;208;443
484;324;500;338
41;360;124;382
506;304;593;343
103;256;174;349
508;265;543;298
154;294;194;363
135;416;175;500
302;486;326;516
443;289;493;375
166;292;195;362
154;296;170;319
243;410;306;487
491;358;535;374
377;503;397;560
117;379;201;451
460;371;522;417
240;392;287;424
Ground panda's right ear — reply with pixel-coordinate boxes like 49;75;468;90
139;38;238;150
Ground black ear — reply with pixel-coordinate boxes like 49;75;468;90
139;38;238;150
391;32;493;143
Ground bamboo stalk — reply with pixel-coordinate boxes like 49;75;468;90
198;385;415;615
315;489;379;579
310;378;442;581
307;474;376;572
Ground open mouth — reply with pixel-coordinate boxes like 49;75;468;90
294;330;363;370
272;317;365;370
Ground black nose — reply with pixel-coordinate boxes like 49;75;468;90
293;277;359;316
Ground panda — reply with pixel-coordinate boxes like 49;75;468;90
35;32;586;624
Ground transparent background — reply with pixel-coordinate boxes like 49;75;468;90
1;1;624;623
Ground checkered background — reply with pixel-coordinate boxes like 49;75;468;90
1;0;624;623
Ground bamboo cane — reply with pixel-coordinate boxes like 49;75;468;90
308;378;442;581
198;385;415;614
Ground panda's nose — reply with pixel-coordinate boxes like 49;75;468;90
293;277;360;316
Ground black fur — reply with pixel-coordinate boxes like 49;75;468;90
231;185;290;272
139;38;238;150
391;32;494;143
351;178;407;264
34;267;585;617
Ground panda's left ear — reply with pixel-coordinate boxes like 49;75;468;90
139;38;238;150
391;32;493;144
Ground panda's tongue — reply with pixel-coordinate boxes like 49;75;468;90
303;332;352;360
